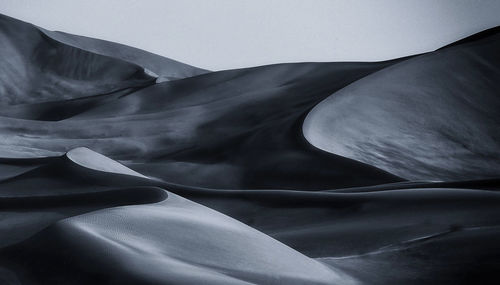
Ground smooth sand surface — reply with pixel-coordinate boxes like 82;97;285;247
41;28;208;81
0;13;499;285
66;147;148;178
304;27;500;182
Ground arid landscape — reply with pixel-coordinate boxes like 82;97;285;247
0;13;499;284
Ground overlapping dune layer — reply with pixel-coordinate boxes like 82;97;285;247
0;14;499;285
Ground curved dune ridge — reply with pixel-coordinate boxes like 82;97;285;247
0;13;500;285
0;14;156;105
40;28;208;81
66;147;148;179
6;194;355;285
303;27;500;182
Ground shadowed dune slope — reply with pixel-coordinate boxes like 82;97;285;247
42;29;208;81
304;27;500;181
0;14;157;105
0;58;405;189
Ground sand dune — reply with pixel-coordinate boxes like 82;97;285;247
66;147;148;178
0;13;499;285
303;26;500;181
0;59;405;189
0;14;157;106
5;193;356;285
1;150;352;284
40;28;208;81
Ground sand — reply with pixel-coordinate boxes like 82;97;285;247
0;13;499;285
303;27;500;181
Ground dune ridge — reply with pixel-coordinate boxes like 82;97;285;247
303;27;500;181
40;29;208;81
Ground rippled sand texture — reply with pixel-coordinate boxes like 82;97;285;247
0;14;499;285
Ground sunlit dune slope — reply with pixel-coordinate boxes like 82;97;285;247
304;27;500;181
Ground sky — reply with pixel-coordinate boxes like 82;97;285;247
1;0;500;70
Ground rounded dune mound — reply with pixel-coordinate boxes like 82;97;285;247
66;147;148;179
303;28;500;181
6;193;357;285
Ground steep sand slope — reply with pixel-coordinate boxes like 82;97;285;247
66;147;148;178
41;29;208;81
0;13;156;105
304;28;500;181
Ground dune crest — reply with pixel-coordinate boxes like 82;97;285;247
5;193;356;285
41;28;208;80
66;147;148;178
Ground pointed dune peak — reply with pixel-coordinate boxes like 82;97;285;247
0;13;156;105
65;147;148;178
0;13;207;84
42;30;209;81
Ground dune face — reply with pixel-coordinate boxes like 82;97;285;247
0;14;156;106
303;29;500;182
0;13;500;285
66;147;148;178
41;29;208;81
7;194;355;285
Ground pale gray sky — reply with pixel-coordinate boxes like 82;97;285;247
1;0;499;70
